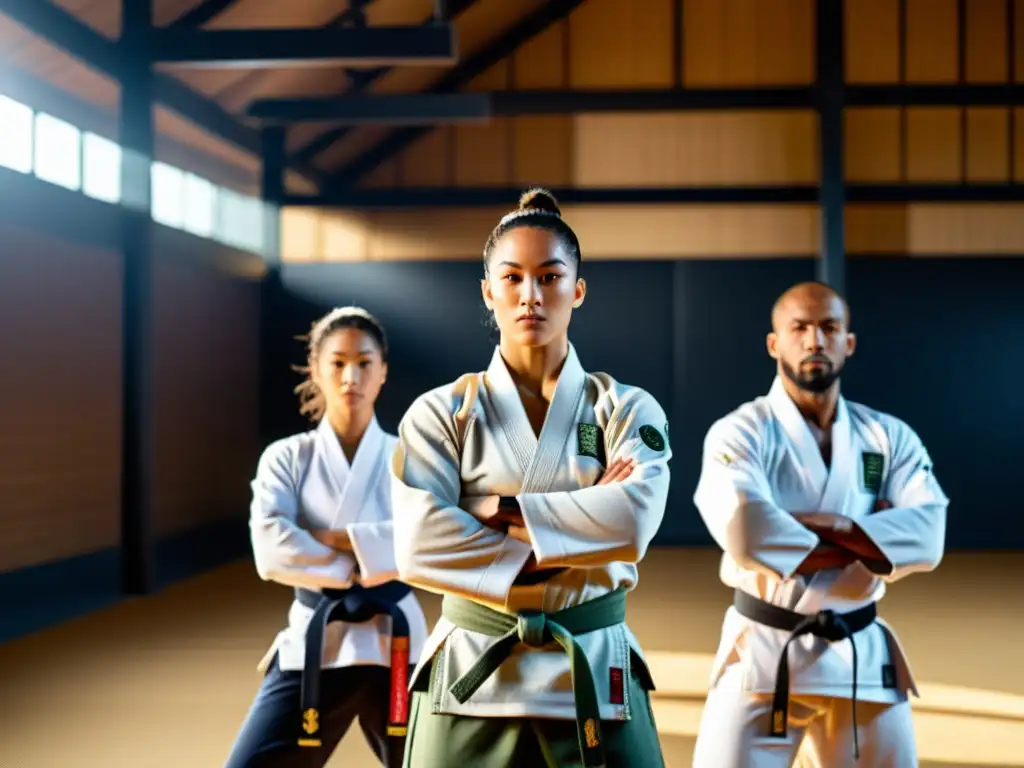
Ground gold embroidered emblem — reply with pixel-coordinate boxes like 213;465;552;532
302;708;319;735
584;718;599;748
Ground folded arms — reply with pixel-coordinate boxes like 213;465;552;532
694;416;948;583
389;388;672;607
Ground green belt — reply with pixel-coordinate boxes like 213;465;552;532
441;588;628;768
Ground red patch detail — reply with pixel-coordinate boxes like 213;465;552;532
609;667;624;705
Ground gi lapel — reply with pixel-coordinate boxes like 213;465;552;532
338;415;386;525
817;397;853;517
316;418;350;510
317;416;386;528
484;344;587;493
767;377;829;508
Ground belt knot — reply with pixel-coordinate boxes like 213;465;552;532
517;613;548;648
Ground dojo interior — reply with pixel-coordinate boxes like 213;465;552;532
2;1;1023;766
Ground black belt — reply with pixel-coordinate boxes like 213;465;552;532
732;589;877;760
294;581;413;749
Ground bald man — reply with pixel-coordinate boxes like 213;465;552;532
690;281;948;767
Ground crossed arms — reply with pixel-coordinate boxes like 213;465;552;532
389;389;672;605
787;504;892;576
693;417;948;583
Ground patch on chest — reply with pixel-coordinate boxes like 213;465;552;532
577;423;606;464
639;424;666;452
861;451;884;494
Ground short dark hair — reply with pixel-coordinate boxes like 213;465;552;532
292;306;388;422
482;188;582;273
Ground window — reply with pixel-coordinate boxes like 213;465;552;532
34;112;82;191
0;89;274;260
0;95;34;174
151;161;185;228
235;194;266;254
215;187;238;247
82;132;121;203
182;173;216;237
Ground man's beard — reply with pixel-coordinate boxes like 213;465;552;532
781;357;844;394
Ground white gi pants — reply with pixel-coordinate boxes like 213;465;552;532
692;669;918;768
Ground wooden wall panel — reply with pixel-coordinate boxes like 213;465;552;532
845;205;909;253
361;155;402;189
847;203;1024;254
151;257;261;537
513;22;568;87
390;110;819;190
572;111;818;186
512;23;574;187
1017;0;1024;82
847;106;1019;184
0;226;121;573
568;0;675;88
684;0;815;87
965;108;1010;182
905;108;961;181
904;204;1024;254
844;108;902;182
847;0;1020;84
281;204;820;261
905;0;959;83
1015;109;1024;182
845;0;900;83
401;128;453;187
288;202;1024;263
966;0;1008;82
281;208;324;262
453;64;513;186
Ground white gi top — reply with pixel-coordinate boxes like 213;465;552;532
694;376;949;702
390;343;672;721
249;415;428;673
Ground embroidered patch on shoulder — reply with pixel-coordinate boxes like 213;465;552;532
639;425;666;452
862;451;884;494
577;423;605;463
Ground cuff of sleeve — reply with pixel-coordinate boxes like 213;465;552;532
347;522;398;587
291;556;358;589
516;492;561;566
477;535;534;607
773;533;823;581
851;516;904;580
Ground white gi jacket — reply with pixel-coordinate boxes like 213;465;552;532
694;376;949;702
389;344;673;722
249;415;428;673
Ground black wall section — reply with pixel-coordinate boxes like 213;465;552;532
266;257;1024;550
671;258;818;542
842;257;1024;550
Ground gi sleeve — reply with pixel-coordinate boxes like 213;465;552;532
347;516;400;587
390;392;532;609
693;415;821;581
516;388;671;568
249;439;358;590
854;421;948;582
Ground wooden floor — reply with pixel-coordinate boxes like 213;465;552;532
1;548;1021;767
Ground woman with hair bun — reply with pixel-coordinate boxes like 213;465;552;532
225;306;428;768
390;190;670;767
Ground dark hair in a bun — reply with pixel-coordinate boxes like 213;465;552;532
517;188;562;216
483;187;581;272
